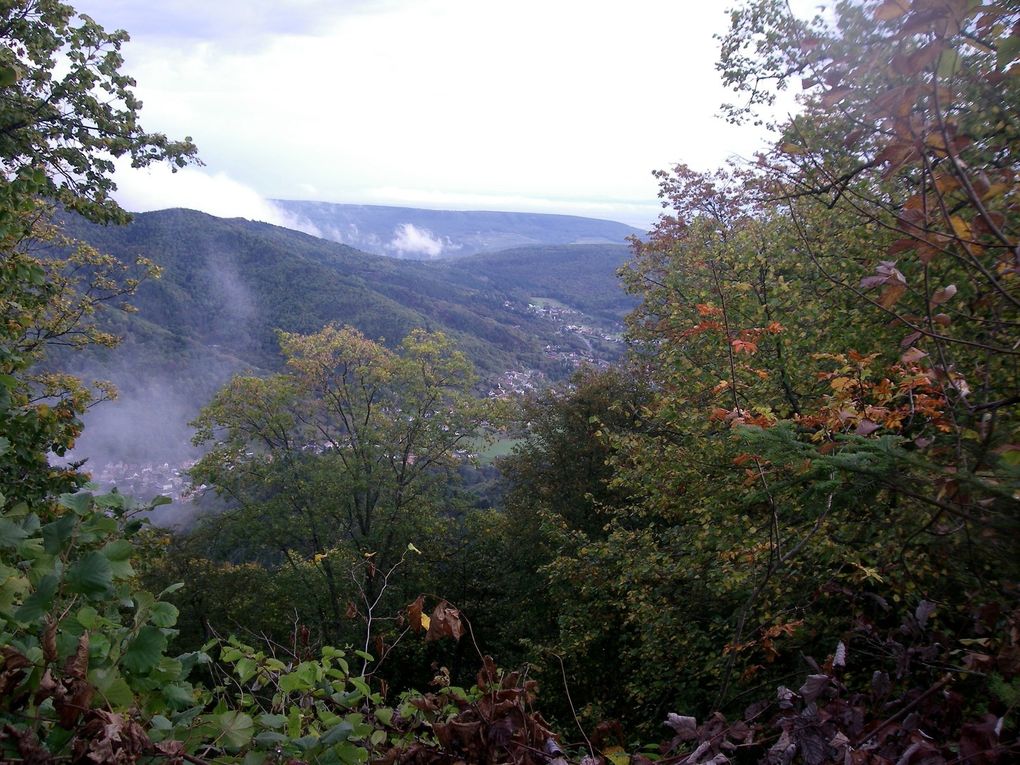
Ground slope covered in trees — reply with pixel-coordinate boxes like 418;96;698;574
58;208;599;377
55;210;630;465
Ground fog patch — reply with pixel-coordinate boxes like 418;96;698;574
204;251;257;345
387;223;445;258
74;379;202;467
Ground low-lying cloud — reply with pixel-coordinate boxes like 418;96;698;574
112;160;321;236
388;222;446;258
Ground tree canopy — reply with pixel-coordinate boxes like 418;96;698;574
1;0;197;224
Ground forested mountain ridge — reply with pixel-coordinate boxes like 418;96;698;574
55;207;631;466
272;199;644;258
59;207;630;375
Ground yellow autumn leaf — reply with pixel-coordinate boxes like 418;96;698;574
420;613;431;630
852;562;884;583
604;747;630;765
314;553;327;563
950;215;972;240
982;182;1009;200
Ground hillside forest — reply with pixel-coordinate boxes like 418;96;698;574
1;1;1018;764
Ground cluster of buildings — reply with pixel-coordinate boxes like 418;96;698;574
88;459;199;503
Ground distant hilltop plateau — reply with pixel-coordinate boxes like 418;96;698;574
272;200;646;259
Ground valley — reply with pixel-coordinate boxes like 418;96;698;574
56;206;637;484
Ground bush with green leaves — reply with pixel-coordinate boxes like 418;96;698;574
0;487;522;764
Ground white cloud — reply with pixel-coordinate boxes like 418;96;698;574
388;223;445;258
111;160;321;236
75;1;805;229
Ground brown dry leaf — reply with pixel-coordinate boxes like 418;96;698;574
916;241;939;264
63;632;89;680
477;655;498;690
665;713;699;741
425;600;465;642
878;282;907;309
856;420;881;436
57;678;94;729
42;617;57;665
407;594;426;634
931;284;957;306
821;87;852;108
71;710;151;764
901;347;928;364
34;670;58;705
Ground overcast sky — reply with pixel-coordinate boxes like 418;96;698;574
74;0;803;229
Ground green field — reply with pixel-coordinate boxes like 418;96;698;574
469;436;525;464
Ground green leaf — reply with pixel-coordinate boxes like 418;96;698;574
937;49;960;78
162;682;196;709
154;657;184;682
89;667;134;708
149;601;179;628
217;711;255;749
58;492;93;516
66;552;113;598
122;625;168;674
101;539;133;561
998;35;1020;70
258;713;286;729
178;650;212;680
292;734;320;751
0;435;9;456
94;492;126;510
0;64;17;88
15;574;59;623
287;706;302;739
77;606;99;629
279;661;320;693
44;726;74;754
253;731;289;747
234;656;257;684
321;721;354;745
0;518;28;548
349;677;371;697
41;514;76;554
158;581;185;598
334;741;369;764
